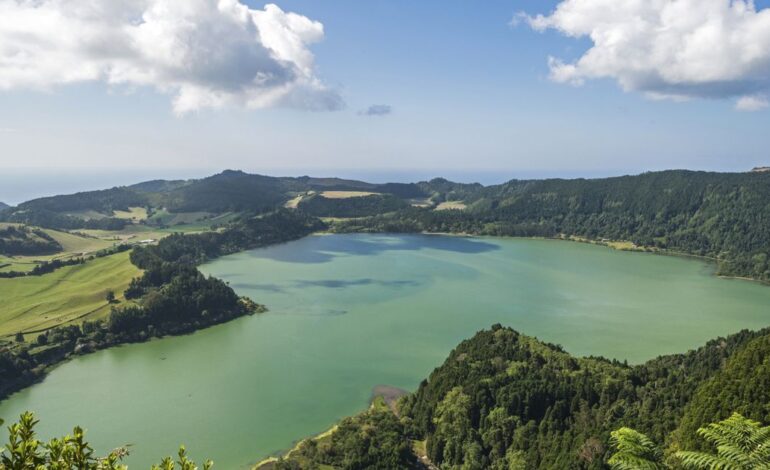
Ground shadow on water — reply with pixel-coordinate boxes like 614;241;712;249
247;233;500;264
230;282;286;293
294;278;420;289
230;278;421;294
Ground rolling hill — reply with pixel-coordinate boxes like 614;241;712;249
0;250;140;339
3;169;770;281
0;170;427;229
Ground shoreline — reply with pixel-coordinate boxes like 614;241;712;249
4;229;766;401
325;229;768;287
0;302;265;402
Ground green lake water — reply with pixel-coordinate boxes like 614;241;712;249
2;234;770;468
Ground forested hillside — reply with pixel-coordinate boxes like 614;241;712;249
297;193;410;217
16;187;146;214
270;325;770;469
3;169;770;280
337;170;770;282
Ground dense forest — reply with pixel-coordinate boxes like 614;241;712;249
268;324;770;469
335;170;770;282
297;193;409;218
0;225;61;256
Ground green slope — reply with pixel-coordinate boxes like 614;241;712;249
0;251;141;338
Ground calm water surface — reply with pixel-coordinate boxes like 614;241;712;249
2;234;770;468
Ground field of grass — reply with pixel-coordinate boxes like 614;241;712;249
0;256;36;273
409;198;433;208
43;229;113;254
78;226;170;243
155;212;239;232
0;225;119;273
80;214;236;244
0;251;141;339
320;191;379;199
284;194;305;208
112;206;148;221
435;200;467;210
148;209;215;226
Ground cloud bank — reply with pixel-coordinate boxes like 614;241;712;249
0;0;342;114
524;0;770;110
359;104;392;116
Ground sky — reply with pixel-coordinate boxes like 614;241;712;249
0;0;769;199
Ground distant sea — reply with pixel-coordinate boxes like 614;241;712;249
0;167;629;206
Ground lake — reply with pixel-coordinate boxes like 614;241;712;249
2;234;770;468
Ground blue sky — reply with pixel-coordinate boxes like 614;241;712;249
0;0;768;187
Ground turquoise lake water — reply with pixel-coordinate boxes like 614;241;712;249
2;234;770;468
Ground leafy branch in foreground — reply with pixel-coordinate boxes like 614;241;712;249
607;428;665;470
0;412;211;470
150;447;212;470
676;413;770;469
608;413;770;470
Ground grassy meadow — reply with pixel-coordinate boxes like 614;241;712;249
112;206;149;221
0;224;116;272
434;201;467;210
0;251;141;339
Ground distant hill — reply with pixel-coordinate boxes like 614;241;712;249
16;186;147;214
0;170;429;226
2;168;770;281
0;202;8;211
128;179;188;193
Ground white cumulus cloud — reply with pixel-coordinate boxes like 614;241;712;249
735;94;769;111
0;0;343;114
523;0;770;108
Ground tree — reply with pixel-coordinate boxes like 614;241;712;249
0;412;212;470
0;411;127;470
14;332;23;343
105;291;116;304
675;413;770;469
608;413;770;470
607;428;665;470
151;446;212;470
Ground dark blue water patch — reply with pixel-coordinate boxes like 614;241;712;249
230;282;287;293
248;234;500;264
292;278;420;289
280;308;349;317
